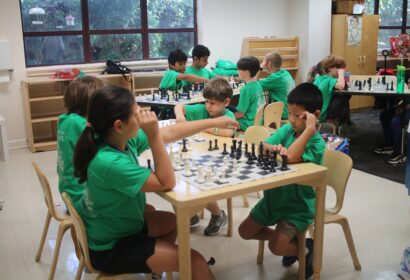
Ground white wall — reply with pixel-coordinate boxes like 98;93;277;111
0;0;331;150
198;0;290;67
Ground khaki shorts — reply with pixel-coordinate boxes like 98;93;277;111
276;220;298;239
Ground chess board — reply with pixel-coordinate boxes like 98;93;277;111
175;150;296;191
175;135;207;145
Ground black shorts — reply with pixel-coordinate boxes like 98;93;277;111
89;223;156;274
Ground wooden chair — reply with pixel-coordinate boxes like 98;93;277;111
255;150;361;278
254;103;267;126
32;160;77;280
263;102;284;132
241;126;271;207
61;192;174;280
308;149;361;270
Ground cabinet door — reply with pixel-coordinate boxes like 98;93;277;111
360;15;379;75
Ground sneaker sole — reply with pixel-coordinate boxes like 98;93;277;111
204;220;227;236
374;150;394;155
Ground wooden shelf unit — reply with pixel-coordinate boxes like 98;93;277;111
240;36;300;83
22;74;132;152
132;71;164;96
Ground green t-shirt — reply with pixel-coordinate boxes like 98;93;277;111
183;66;215;88
314;75;337;122
57;113;86;204
250;123;325;231
159;69;183;91
236;81;265;131
258;69;295;119
185;103;235;121
77;130;151;251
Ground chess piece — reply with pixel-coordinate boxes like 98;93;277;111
208;140;213;151
222;143;228;155
182;139;188;152
251;143;257;160
256;154;262;166
377;77;380;84
258;141;263;156
169;145;174;162
223;156;228;169
232;139;237;151
173;153;183;171
167;93;170;102
355;80;359;87
152;92;155;101
232;159;240;176
270;160;276;172
213;139;219;150
218;168;228;183
190;160;198;172
272;151;278;167
386;82;390;91
391;80;394;91
147;159;152;170
279;155;290;171
196;166;205;184
358;80;362;91
238;140;242;151
204;169;213;186
230;145;235;158
187;90;191;100
244;143;249;157
183;160;193;177
235;150;242;160
382;76;386;85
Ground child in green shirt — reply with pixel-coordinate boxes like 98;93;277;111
159;49;209;91
238;83;325;279
308;55;349;122
174;77;236;236
184;44;216;89
73;86;238;279
258;52;295;119
234;56;266;131
57;76;105;204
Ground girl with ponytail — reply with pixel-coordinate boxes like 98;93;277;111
73;85;237;279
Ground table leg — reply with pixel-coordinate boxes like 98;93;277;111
176;207;192;280
312;176;327;280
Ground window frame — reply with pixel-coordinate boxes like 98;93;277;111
20;0;198;67
373;0;409;35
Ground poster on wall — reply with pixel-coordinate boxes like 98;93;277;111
347;15;362;47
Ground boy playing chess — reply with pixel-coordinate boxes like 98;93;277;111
234;56;266;131
238;83;325;278
159;49;209;91
174;77;236;235
184;44;216;89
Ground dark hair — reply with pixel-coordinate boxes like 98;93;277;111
203;77;233;102
287;82;323;113
74;85;135;183
237;56;261;77
307;55;346;82
168;49;188;66
192;45;210;59
64;76;105;116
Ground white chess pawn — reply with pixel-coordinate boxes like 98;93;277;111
196;165;205;184
179;152;185;166
218;168;228;183
223;156;228;169
183;160;193;177
204;169;213;186
212;166;218;178
169;146;174;162
190;160;198;172
232;158;240;176
173;154;183;171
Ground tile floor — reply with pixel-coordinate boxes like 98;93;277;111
0;148;409;280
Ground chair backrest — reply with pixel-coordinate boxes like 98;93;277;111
62;192;99;273
263;102;284;130
253;103;267;126
243;126;270;145
31;160;65;221
323;149;353;215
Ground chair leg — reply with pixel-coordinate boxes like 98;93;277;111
257;240;265;265
199;209;205;219
70;227;81;260
48;222;71;280
75;256;85;280
226;198;233;237
165;272;173;280
338;217;362;271
308;224;314;239
297;231;306;280
242;195;249;208
35;210;52;262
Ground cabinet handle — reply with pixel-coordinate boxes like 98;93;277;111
362;56;366;63
358;56;362;63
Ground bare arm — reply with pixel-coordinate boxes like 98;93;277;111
177;73;209;83
174;103;187;123
139;111;175;192
160;116;239;144
204;127;235;137
235;111;245;119
334;68;345;90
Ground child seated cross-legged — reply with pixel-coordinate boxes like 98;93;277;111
73;86;238;280
174;77;236;235
159;49;210;91
234;56;266;131
238;83;325;279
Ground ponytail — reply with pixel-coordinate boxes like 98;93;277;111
74;126;97;183
307;63;322;83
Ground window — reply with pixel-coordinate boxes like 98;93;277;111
20;0;197;67
365;0;409;49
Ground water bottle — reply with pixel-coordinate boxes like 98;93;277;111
397;65;405;94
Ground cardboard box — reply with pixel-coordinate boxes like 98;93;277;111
335;0;365;14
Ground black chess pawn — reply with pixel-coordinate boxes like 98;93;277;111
272;151;278;167
181;139;188;152
147;159;152;170
232;139;237;151
279;155;290;171
208;140;213;151
256;154;262;166
222;143;228;155
258;141;264;156
355;80;359;87
377;77;380;84
246;154;254;165
363;80;366;87
386;82;390;91
262;158;270;170
238;140;243;151
269;160;276;172
230;146;236;158
244;143;249;157
251;143;257;160
213;139;219;150
358;81;362;90
382;76;386;85
167;94;170;102
152;92;155;101
236;150;242;160
187;91;191;100
390;80;394;91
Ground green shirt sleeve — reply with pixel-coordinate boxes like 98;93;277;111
184;104;208;121
236;86;253;113
159;70;182;91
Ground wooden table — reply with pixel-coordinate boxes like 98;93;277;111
143;133;328;280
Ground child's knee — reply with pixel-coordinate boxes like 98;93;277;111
238;223;252;240
190;249;207;269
